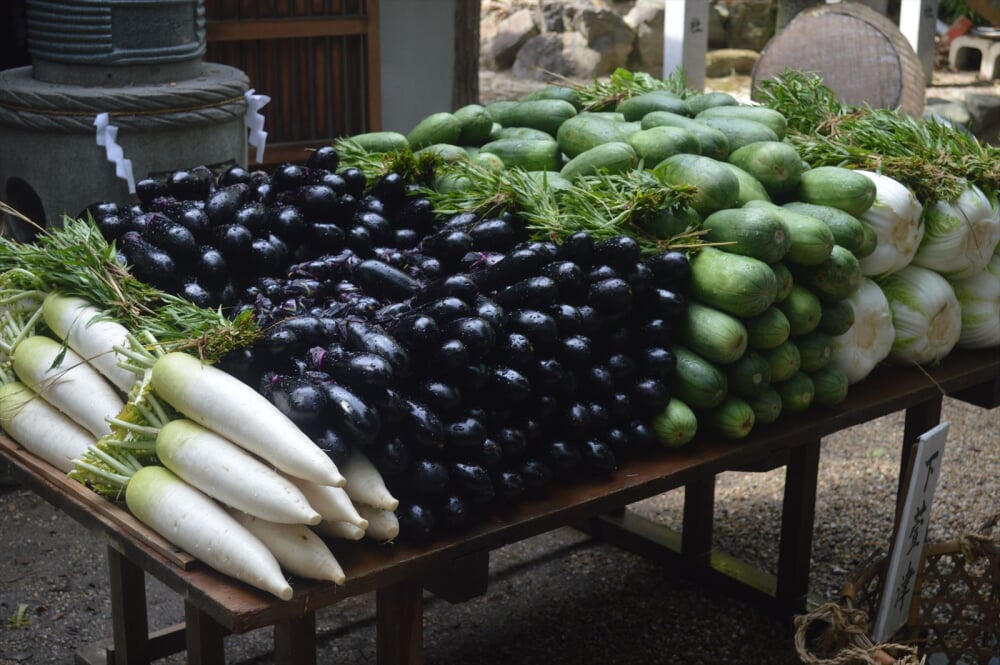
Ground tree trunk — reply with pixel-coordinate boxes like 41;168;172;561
453;0;481;109
775;0;823;32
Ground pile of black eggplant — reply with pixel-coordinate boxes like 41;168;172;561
82;147;692;543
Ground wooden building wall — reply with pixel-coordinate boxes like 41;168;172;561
204;0;381;168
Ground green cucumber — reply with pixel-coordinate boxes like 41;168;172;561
484;101;519;125
781;201;868;255
818;299;855;336
473;151;506;172
453;104;494;146
796;330;834;373
695;105;788;139
582;111;626;123
523;170;573;192
654;153;740;215
559;142;638;180
641;111;730;160
522;85;583;110
670;345;728;410
744;306;791;350
747;386;783;425
407;112;462;150
651;398;699;448
346;130;409;153
414;143;469;162
726;350;772;399
619;121;643;137
689;246;778;318
684;91;739;115
627;126;702;166
433;172;473;194
698;117;779;153
701;206;791;264
796;166;877;216
767;206;836;266
856;222;878;259
726;140;804;197
502;99;578;137
636;205;700;240
480;138;561;171
776;284;822;337
556;114;628;159
704;395;756;439
774;371;815;415
617;90;691;121
493;126;557;142
721;162;771;206
764;339;801;383
681;300;749;365
789;244;862;303
809;365;849;407
771;261;794;303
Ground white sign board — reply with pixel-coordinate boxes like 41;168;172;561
872;421;949;642
663;0;708;92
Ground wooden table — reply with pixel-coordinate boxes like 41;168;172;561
2;350;997;665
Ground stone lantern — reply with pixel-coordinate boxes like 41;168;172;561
0;0;251;240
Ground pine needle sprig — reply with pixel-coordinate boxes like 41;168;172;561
425;161;698;253
424;160;558;220
754;70;845;135
0;208;258;362
521;170;696;253
0;210;161;318
564;67;690;111
333;138;441;186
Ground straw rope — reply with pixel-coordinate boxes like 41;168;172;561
793;603;922;665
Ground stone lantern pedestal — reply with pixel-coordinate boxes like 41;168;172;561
0;0;250;240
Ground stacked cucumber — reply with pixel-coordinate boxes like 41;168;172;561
362;85;883;441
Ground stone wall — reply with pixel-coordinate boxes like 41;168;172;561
479;0;778;82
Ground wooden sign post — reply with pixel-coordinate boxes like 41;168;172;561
872;421;949;642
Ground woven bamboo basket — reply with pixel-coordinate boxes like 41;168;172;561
795;517;1000;665
751;1;926;118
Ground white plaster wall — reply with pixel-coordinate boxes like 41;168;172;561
378;0;457;133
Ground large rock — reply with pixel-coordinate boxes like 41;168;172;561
572;7;635;75
719;0;775;52
484;8;539;70
513;32;601;81
538;0;566;33
709;3;730;50
624;0;663;72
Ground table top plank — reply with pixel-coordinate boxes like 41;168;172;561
2;349;997;633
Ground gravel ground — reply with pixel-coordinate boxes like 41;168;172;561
1;395;996;664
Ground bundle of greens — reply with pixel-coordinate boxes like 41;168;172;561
0;203;259;361
424;159;698;254
754;70;1000;204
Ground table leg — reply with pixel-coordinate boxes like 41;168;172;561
681;476;716;566
898;396;943;505
376;581;424;665
107;545;149;665
774;439;821;615
184;601;226;665
275;611;316;665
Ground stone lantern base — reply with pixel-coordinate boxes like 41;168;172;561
0;62;249;240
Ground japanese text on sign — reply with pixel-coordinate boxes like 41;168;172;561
872;421;949;642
